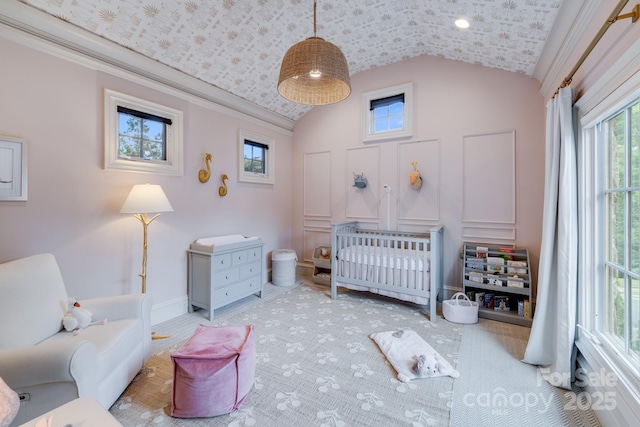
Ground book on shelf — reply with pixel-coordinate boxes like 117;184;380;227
494;296;510;311
507;276;525;288
467;257;484;271
468;271;484;283
518;300;525;316
484;293;494;309
498;247;513;260
487;274;503;286
475;292;485;307
506;260;527;274
476;246;488;259
486;256;505;273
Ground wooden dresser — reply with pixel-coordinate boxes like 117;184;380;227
187;237;264;320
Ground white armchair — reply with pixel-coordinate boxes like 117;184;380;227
0;254;151;426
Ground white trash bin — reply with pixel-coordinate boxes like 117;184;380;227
272;249;297;287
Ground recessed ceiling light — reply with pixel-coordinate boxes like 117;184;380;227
455;18;470;29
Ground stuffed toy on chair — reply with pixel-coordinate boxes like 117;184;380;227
62;298;105;334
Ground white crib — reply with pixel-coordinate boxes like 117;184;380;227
330;221;444;322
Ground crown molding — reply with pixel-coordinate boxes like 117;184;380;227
533;0;601;101
0;1;295;134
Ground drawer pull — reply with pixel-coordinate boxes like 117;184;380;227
225;275;229;280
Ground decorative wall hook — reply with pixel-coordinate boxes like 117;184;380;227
353;172;368;189
218;173;229;197
410;162;422;190
198;153;212;183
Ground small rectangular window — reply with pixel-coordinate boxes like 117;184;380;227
104;89;183;176
244;140;267;174
117;106;169;161
238;129;274;184
362;83;412;142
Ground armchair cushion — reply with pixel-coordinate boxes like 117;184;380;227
0;254;67;349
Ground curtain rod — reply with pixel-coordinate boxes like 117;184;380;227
554;1;639;97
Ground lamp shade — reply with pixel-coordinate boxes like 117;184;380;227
120;183;173;214
277;36;351;105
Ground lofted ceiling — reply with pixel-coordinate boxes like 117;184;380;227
17;0;565;122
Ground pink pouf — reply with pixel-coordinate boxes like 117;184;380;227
171;324;256;418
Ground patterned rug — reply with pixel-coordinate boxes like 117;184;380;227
109;283;462;426
450;320;601;427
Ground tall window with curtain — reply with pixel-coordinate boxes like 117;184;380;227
598;98;639;368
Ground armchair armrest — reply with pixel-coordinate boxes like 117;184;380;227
81;293;152;362
0;339;98;397
81;293;151;323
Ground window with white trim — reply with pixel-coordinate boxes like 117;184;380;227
104;89;183;175
238;129;274;184
580;82;640;387
597;98;639;365
362;83;413;142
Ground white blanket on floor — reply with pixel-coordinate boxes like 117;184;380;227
370;329;459;382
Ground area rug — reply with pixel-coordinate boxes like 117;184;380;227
450;320;601;427
109;283;463;426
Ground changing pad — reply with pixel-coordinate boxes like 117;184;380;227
195;235;258;247
190;235;260;253
370;329;459;382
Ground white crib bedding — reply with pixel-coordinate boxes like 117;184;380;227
337;245;431;271
336;245;431;305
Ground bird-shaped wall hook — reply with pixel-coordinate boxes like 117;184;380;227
219;174;229;197
198;153;212;183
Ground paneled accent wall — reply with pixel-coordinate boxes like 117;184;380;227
303;151;332;217
462;129;516;241
345;146;380;219
397;139;440;224
303;151;332;262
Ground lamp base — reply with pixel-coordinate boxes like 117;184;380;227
152;332;170;340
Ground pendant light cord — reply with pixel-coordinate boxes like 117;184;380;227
313;0;317;37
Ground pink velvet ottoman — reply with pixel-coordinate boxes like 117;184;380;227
171;324;256;418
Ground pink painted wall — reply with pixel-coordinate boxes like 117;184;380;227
292;55;546;292
0;39;293;311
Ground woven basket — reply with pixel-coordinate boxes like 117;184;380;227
443;292;479;324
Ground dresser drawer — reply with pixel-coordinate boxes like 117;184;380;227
240;261;261;279
213;277;262;308
212;267;240;288
212;253;232;269
246;246;262;262
231;249;248;266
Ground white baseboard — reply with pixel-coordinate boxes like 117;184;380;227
150;295;189;326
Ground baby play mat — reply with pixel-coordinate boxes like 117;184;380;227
370;329;460;382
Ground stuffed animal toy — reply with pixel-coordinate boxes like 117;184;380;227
411;354;439;377
62;298;97;334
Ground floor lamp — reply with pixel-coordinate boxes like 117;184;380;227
121;183;173;340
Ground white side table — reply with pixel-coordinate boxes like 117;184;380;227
17;397;122;427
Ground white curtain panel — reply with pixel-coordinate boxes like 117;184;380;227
523;87;578;390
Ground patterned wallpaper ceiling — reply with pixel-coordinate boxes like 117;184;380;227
19;0;564;121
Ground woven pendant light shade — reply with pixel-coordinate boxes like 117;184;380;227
277;0;350;106
278;36;351;105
